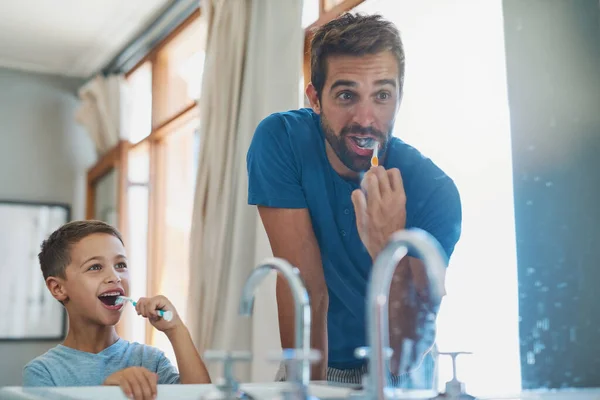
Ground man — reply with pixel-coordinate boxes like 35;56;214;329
246;13;461;387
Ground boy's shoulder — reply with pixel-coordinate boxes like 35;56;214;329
23;345;65;386
22;339;173;387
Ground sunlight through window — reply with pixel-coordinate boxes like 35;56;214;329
354;0;521;396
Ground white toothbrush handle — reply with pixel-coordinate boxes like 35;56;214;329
120;296;173;321
158;310;173;322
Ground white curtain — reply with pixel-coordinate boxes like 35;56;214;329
75;74;129;155
187;0;303;382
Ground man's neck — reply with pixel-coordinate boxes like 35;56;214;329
62;318;119;354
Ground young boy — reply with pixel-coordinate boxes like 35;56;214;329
23;220;211;400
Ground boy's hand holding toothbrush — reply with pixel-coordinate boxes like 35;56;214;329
116;294;211;384
133;295;182;333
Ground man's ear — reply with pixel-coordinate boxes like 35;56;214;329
306;83;321;114
46;276;68;303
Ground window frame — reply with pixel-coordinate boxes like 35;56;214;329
85;0;367;342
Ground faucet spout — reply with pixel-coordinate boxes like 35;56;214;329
366;228;448;400
238;257;312;385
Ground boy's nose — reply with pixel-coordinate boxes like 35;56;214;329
105;270;121;283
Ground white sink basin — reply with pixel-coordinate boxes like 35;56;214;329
3;384;600;400
0;381;356;400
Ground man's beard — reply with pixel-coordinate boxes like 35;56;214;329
321;112;392;173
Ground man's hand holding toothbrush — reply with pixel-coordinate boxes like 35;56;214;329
351;165;446;376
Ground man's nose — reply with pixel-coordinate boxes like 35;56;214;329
351;101;376;128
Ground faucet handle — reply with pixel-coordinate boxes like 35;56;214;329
203;350;252;392
353;346;394;361
268;348;322;364
268;348;321;384
353;346;394;390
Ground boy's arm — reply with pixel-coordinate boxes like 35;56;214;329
165;324;211;384
134;296;211;384
23;363;55;386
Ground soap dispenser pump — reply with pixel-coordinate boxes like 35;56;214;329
433;351;475;400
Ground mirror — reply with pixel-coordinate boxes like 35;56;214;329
0;201;69;340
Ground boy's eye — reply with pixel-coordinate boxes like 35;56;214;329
116;262;128;269
88;264;102;271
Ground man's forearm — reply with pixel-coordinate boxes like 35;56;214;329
388;256;443;374
166;325;211;384
277;277;328;380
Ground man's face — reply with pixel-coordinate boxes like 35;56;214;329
53;233;130;326
313;51;401;173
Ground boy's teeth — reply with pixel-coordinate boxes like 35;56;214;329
99;292;120;297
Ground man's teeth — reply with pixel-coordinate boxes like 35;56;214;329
354;137;375;148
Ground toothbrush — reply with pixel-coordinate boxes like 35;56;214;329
371;142;379;167
115;296;173;322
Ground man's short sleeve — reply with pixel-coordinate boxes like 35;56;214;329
247;114;307;209
419;179;462;260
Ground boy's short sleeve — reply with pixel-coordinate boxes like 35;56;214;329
247;114;307;209
156;353;180;384
23;362;55;386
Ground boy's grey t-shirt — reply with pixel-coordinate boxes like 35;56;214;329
23;338;180;386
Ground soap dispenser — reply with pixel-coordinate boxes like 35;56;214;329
432;352;475;400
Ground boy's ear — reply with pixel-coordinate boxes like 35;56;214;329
46;277;68;302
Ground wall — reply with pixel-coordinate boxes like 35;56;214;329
503;0;600;389
0;67;96;386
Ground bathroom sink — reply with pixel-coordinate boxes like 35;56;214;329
0;381;356;400
3;385;600;400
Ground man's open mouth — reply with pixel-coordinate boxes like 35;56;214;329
350;136;377;149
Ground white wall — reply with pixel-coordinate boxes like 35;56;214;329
0;67;96;386
355;0;520;396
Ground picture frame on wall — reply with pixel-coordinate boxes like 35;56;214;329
0;200;70;341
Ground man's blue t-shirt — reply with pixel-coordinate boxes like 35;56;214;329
23;338;180;386
247;108;462;369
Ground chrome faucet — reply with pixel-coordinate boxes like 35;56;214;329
364;228;448;400
238;257;317;387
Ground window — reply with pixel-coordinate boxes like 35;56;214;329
127;62;153;144
79;10;206;366
302;0;320;28
124;142;150;345
300;0;520;396
353;0;520;396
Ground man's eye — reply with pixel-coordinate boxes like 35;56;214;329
338;92;354;101
377;92;391;100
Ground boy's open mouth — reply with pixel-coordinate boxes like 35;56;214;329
98;290;124;309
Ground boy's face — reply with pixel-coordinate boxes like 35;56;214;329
48;233;130;326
